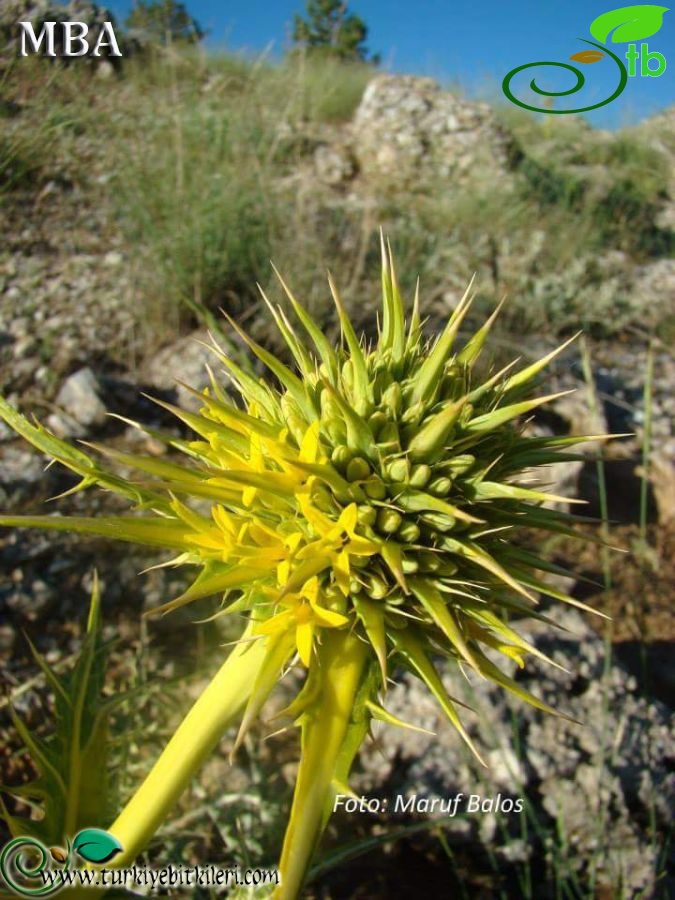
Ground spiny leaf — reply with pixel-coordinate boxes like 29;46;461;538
409;578;478;670
396;489;482;524
463;391;573;433
320;380;374;459
328;272;370;415
0;515;190;548
353;596;388;684
407;396;468;462
391;628;485;765
258;286;315;380
224;313;316;422
386;238;406;363
472;647;578;722
409;278;475;406
501;333;580;395
272;263;339;386
1;580;118;846
365;700;435;735
457;296;506;367
147;563;274;616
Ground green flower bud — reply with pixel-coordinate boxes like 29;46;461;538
324;588;348;615
444;454;475;476
325;418;347;445
401;557;420;574
410;464;432;488
368;411;388;438
364;477;387;500
331;445;354;470
349;577;362;594
357;504;377;527
420;512;455;532
377;421;400;451
459;402;474;425
280;395;306;445
386;458;410;483
435;561;459;576
372;369;393;399
320;389;341;420
346;456;371;482
428;476;452;496
364;573;388;600
341;359;354;390
397;520;421;543
376;508;403;534
419;552;441;572
381;382;402;417
401;401;425;425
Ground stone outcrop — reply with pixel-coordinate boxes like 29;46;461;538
351;74;516;183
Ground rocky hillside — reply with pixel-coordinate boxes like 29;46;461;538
0;50;674;898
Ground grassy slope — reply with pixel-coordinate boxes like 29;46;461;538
1;49;673;353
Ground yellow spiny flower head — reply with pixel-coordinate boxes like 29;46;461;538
0;236;604;897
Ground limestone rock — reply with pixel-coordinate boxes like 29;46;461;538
47;366;107;437
143;328;248;412
352;75;515;184
314;143;356;186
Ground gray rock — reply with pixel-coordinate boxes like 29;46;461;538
352;75;514;184
314;143;355;186
0;444;47;506
48;366;107;436
142;328;245;412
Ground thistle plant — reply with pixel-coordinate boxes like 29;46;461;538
0;238;604;898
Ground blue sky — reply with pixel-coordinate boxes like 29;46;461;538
106;1;674;128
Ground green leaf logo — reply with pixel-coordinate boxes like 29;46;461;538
590;5;669;43
72;829;122;864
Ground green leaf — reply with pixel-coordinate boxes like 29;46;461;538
223;312;316;422
150;562;273;616
271;263;339;387
1;578;119;847
391;628;485;765
319;380;375;459
328;272;371;416
0;514;191;549
409;578;478;669
590;5;668;43
0;397;169;511
409;278;475;406
353;596;388;684
73;828;123;863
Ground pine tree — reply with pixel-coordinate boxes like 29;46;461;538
292;1;378;63
125;1;204;46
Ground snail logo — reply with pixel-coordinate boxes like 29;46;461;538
0;829;122;896
503;4;668;114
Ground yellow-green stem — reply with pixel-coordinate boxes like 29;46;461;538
275;629;368;900
108;624;267;864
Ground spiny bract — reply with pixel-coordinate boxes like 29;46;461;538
0;238;600;761
0;237;606;897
